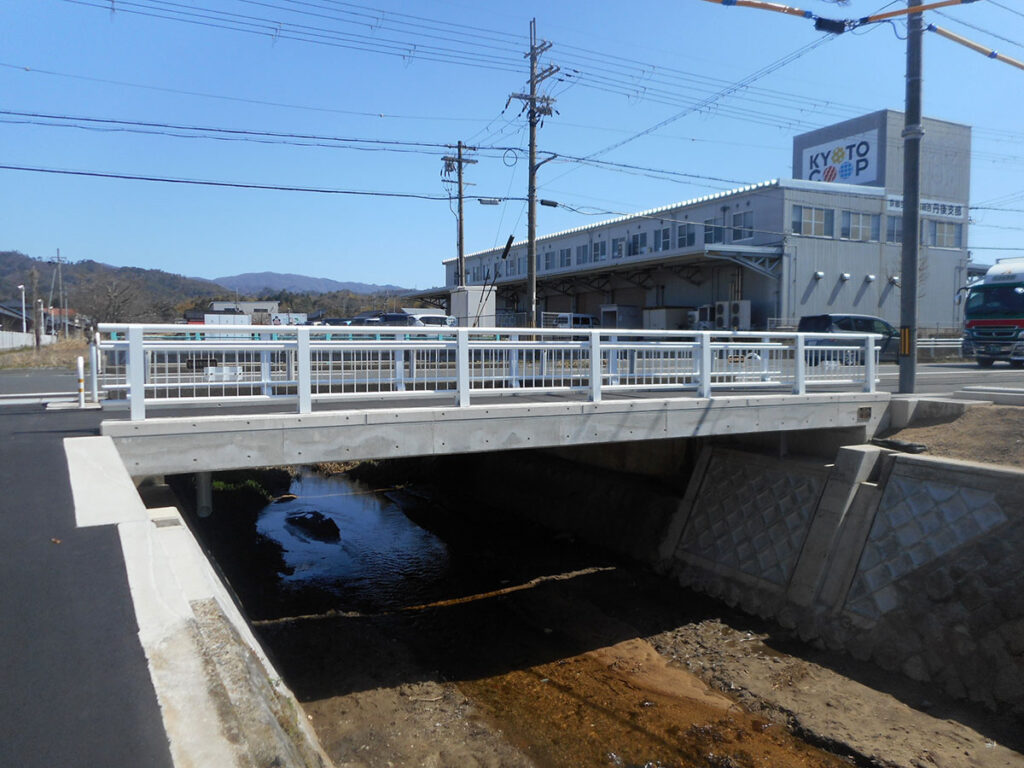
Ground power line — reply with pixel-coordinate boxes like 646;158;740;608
0;61;483;123
989;0;1024;20
0;161;529;201
0;108;493;155
61;0;527;74
52;0;888;135
933;8;1024;50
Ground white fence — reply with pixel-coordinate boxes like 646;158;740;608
0;330;54;350
97;324;886;421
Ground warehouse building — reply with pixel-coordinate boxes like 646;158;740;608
439;110;971;331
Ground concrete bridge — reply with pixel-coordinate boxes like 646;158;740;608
95;323;890;475
27;327;1022;764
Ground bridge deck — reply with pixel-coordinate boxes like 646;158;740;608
102;389;891;476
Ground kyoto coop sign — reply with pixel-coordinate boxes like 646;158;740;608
801;130;878;185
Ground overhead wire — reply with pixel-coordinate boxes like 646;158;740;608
59;0;879;131
932;8;1024;50
0;162;530;202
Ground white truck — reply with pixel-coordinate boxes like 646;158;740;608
961;259;1024;368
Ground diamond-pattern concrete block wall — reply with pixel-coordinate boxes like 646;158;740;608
676;450;826;586
846;474;1007;619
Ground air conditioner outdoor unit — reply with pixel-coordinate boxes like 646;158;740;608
730;299;751;331
715;301;730;329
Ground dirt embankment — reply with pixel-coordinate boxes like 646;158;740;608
880;404;1024;469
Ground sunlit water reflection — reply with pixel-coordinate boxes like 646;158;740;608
255;472;449;612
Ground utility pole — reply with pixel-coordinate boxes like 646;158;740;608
442;141;477;288
899;0;923;393
512;19;558;327
55;248;66;339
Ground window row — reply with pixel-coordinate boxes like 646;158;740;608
792;206;963;248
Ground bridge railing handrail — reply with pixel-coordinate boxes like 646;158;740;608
95;323;881;421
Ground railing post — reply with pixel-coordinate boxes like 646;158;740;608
510;333;520;388
863;334;877;393
456;328;470;406
394;333;406;392
697;332;712;398
793;334;807;395
128;325;146;421
260;334;272;397
588;329;602;402
608;334;619;385
297;327;312;414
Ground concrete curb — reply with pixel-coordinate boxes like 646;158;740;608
63;438;332;768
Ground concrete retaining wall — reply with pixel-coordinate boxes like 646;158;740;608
661;446;1024;718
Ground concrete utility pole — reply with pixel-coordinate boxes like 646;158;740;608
442;141;477;288
899;0;923;394
34;299;43;350
17;284;25;333
512;19;557;327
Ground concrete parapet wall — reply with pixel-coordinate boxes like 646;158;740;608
662;446;1024;718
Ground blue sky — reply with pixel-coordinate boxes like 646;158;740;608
2;0;1022;291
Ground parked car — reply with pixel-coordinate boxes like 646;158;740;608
798;313;899;363
411;313;457;327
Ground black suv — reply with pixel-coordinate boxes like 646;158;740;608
798;314;899;363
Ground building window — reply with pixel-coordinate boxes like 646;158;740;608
520;256;526;275
506;256;517;276
731;211;753;241
653;226;671;251
544;251;554;270
575;245;590;265
929;220;963;248
792;205;834;237
677;222;696;248
886;215;903;244
611;237;625;259
629;232;648;256
840;211;880;241
704;218;724;244
593;241;607;262
559;248;571;268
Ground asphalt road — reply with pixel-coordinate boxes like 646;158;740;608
0;405;173;768
0;367;80;395
874;360;1024;395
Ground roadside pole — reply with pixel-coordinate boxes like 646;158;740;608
899;0;923;393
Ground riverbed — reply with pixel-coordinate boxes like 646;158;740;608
190;466;1021;768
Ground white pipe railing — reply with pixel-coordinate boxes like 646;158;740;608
97;323;882;421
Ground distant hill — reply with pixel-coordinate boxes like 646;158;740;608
1;250;224;323
214;272;408;296
1;251;412;324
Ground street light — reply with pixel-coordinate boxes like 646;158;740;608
16;284;25;333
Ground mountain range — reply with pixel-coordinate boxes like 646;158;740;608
213;272;408;295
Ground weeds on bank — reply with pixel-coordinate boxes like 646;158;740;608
0;338;90;370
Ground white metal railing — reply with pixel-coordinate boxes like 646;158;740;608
96;323;883;421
